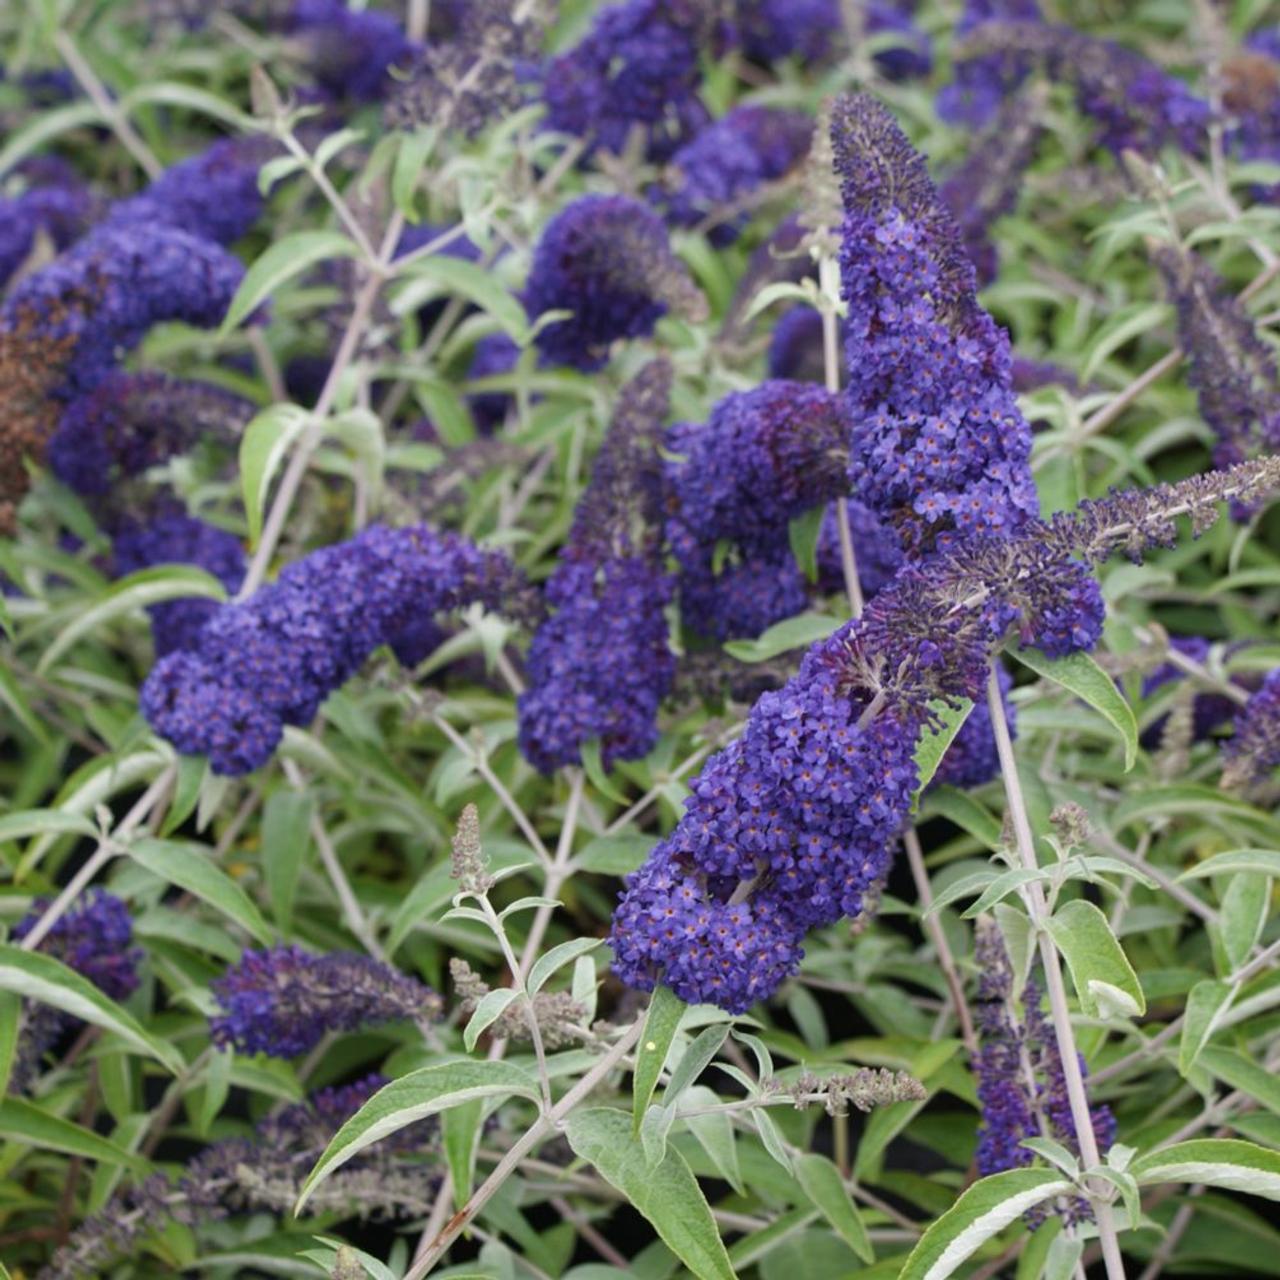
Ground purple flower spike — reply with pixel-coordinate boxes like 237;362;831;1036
210;945;442;1057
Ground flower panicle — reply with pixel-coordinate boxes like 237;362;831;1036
765;1067;928;1114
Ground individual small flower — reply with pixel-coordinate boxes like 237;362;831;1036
518;362;676;772
1153;242;1280;479
524;195;705;372
1222;668;1280;790
104;138;272;246
210;945;443;1057
142;523;534;774
112;508;247;657
974;921;1115;1208
541;0;718;162
950;22;1208;156
0;224;246;399
831;94;1039;557
286;0;418;102
13;889;142;1000
938;91;1044;286
663;106;814;246
47;371;253;498
387;0;547;136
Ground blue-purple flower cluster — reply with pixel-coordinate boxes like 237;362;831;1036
1223;667;1280;789
664;106;813;246
936;0;1043;128
933;664;1014;790
524;194;703;372
519;363;675;773
1154;243;1280;477
104;138;269;246
666;381;851;638
974;922;1116;1195
47;371;253;498
141;524;530;774
541;0;715;161
210;944;442;1057
948;21;1208;156
14;889;142;1001
113;509;247;657
0;224;244;399
287;0;418;103
831;95;1039;558
1140;635;1240;747
0;159;96;289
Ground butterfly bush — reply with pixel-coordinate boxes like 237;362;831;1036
10;6;1280;1279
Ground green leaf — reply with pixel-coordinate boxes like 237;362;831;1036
392;127;435;217
222;230;360;335
634;985;685;1133
1220;873;1269;972
0;944;184;1073
238;403;312;546
0;1097;147;1170
327;407;385;511
463;987;520;1051
912;700;975;804
127;838;273;945
788;506;826;584
1180;980;1234;1076
443;1097;486;1207
296;1061;540;1212
1179;849;1280;879
396;254;529;344
1044;899;1146;1018
0;809;98;845
160;754;207;838
960;868;1049;919
573;834;656;876
0;100;105;177
0;992;19;1099
261;790;313;935
0;664;47;742
527;938;602;997
1199;1047;1280;1116
581;738;628;804
723;612;843;663
897;1169;1073;1280
121;81;254;130
1009;647;1137;770
36;566;227;674
663;1025;729;1109
795;1154;874;1263
564;1108;737;1280
1132;1139;1280;1200
683;1085;745;1195
197;1048;233;1138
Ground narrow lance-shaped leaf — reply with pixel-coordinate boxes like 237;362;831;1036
239;404;312;547
633;985;685;1133
221;230;360;335
795;1153;874;1263
296;1061;540;1212
1132;1139;1280;1200
565;1108;738;1280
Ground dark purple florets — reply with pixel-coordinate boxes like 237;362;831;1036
936;0;1043;127
664;106;814;246
287;0;418;102
0;165;96;288
0;224;245;399
524;195;703;372
541;0;714;161
816;499;905;599
467;332;520;433
1223;667;1280;788
933;662;1014;790
1154;244;1280;482
948;22;1208;156
113;510;247;657
518;362;675;772
767;306;828;385
47;371;253;497
210;945;442;1057
666;381;850;638
831;96;1039;558
974;922;1115;1210
104;138;269;246
14;889;142;1000
141;524;530;774
1140;635;1241;747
